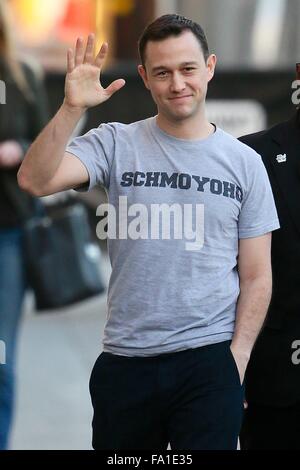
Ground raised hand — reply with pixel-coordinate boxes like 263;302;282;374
64;34;125;110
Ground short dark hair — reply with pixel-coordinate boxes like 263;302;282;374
138;14;209;67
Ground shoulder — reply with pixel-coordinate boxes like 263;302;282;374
94;117;152;140
238;120;288;151
239;129;272;152
216;127;263;164
239;128;270;146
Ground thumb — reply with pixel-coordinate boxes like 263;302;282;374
104;79;126;98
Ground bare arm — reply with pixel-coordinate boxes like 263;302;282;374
231;233;272;384
18;34;125;196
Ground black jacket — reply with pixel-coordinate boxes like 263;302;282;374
239;113;300;406
0;58;48;227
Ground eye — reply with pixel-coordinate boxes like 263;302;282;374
183;67;196;72
157;71;168;77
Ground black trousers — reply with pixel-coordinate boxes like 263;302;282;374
89;340;244;450
240;401;300;450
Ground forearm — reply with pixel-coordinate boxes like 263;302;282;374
231;274;272;359
17;101;85;194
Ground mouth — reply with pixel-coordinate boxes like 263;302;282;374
169;95;192;101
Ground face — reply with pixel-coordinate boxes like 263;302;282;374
138;30;216;123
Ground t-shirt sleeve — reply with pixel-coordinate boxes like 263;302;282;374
238;153;280;238
66;123;116;191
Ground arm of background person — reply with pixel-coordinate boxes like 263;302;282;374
19;59;50;153
0;60;49;169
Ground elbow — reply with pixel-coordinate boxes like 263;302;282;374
17;169;44;197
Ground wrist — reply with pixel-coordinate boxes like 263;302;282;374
61;100;87;118
230;342;251;361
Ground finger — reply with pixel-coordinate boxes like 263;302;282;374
83;33;95;63
67;48;75;73
75;37;84;67
104;78;126;98
94;42;108;69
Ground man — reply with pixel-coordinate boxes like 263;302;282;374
18;14;279;450
239;104;300;449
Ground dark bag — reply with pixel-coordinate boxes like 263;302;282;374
23;202;106;311
2;174;106;311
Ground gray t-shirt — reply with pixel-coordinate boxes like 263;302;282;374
66;116;280;356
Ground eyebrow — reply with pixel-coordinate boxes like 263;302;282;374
151;61;199;73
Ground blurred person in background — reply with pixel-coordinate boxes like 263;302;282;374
239;73;300;450
18;14;279;450
0;0;48;449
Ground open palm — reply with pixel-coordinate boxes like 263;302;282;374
64;34;125;109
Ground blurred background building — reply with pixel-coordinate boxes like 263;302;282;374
9;0;298;209
11;0;300;70
4;0;300;449
10;0;300;120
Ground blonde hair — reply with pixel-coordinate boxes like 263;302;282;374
0;0;32;100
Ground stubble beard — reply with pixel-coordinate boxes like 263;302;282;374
164;98;202;123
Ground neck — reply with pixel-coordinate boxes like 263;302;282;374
156;109;214;140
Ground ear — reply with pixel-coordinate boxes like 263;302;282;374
206;54;217;83
138;64;150;90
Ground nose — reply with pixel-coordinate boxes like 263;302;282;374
170;72;186;93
